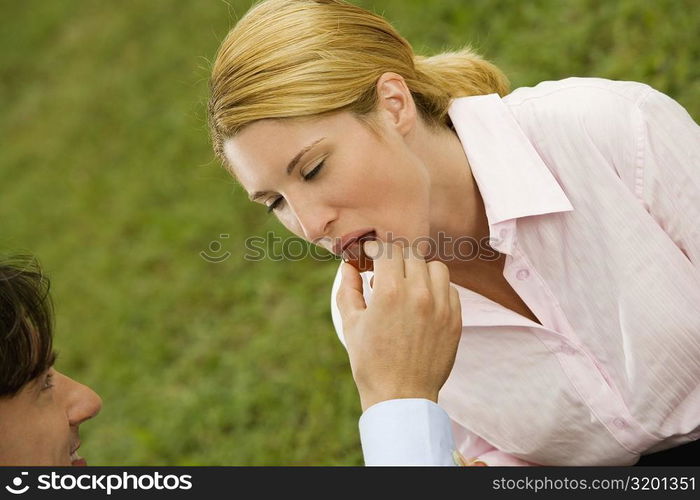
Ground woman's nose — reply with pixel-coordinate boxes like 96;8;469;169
291;199;334;243
61;374;103;426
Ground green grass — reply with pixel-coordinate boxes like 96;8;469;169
1;0;697;465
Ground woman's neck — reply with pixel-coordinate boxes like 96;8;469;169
410;120;494;264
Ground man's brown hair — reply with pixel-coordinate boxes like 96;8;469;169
0;255;56;397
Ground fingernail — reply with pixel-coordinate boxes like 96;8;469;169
417;241;430;258
363;240;379;258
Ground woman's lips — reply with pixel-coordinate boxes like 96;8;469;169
342;231;376;272
333;228;376;255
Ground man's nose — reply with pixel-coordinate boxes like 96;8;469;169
62;375;103;426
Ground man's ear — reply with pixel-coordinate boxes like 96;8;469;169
375;72;417;137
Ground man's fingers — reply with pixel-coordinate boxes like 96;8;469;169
336;262;367;324
426;260;452;303
448;284;462;327
365;240;405;291
403;243;430;286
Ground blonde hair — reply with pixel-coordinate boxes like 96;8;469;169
208;0;509;165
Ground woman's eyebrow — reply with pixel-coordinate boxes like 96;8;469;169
249;137;326;201
286;137;325;174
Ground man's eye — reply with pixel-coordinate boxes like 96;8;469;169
266;197;284;214
41;373;54;391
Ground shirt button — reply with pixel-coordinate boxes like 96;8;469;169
499;228;508;239
613;418;627;429
516;269;530;280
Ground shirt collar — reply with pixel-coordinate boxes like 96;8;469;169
447;94;574;254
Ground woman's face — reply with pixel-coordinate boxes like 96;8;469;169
223;108;432;257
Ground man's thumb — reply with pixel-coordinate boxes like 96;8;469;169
336;262;366;321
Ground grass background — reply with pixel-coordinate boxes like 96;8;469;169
1;0;697;465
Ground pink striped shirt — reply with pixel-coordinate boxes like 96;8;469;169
331;77;700;465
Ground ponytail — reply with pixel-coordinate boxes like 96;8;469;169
412;48;510;126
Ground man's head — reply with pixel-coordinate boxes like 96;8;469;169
0;256;102;465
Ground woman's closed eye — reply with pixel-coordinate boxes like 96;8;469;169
266;196;284;213
266;160;326;214
302;159;324;181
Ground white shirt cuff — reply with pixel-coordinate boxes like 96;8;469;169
358;398;456;466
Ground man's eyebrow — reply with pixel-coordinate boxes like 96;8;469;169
248;137;326;202
32;351;58;385
29;355;57;396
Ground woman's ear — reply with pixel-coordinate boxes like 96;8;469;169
375;72;417;137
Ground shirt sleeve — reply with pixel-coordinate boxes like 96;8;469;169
359;399;539;466
359;399;457;466
634;88;700;266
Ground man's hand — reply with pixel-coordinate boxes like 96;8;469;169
336;240;463;411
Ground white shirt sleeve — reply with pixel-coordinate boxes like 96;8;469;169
359;398;457;466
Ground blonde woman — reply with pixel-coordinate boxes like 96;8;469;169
208;0;700;465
